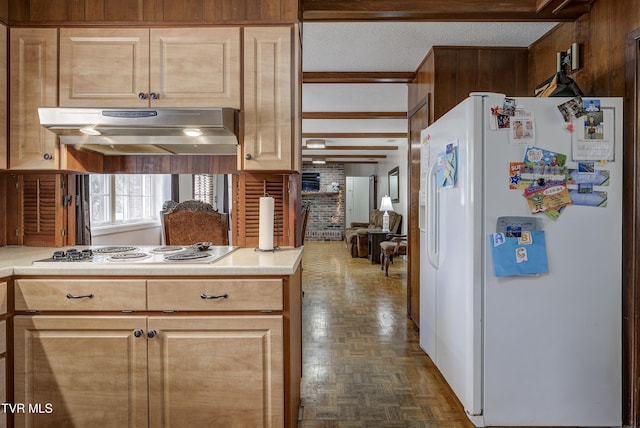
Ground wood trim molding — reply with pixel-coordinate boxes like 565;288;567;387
302;154;386;159
303;161;377;165
623;25;640;427
302;132;406;139
301;0;591;21
303;72;414;84
302;145;398;151
302;111;406;119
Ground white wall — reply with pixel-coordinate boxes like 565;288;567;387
376;139;409;235
343;150;409;235
345;164;377;177
91;224;163;245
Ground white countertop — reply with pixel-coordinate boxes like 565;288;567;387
0;246;303;277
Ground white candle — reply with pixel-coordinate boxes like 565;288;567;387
258;196;275;250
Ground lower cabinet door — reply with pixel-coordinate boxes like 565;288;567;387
13;315;148;428
147;315;284;427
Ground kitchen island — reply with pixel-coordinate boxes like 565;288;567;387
0;246;303;428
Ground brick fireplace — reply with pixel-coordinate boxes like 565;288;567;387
301;164;345;241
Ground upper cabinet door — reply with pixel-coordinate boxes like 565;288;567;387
10;28;58;169
150;28;240;108
59;28;150;107
242;27;294;171
59;27;241;109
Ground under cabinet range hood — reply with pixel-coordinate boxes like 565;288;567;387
38;107;239;155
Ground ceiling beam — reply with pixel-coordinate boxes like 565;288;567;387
302;111;407;119
303;145;398;151
304;154;387;159
303;132;407;139
303;72;415;84
301;0;592;21
303;161;379;164
536;0;592;14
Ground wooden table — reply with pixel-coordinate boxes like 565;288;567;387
368;230;388;264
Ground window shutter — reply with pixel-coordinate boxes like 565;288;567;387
23;174;65;246
234;174;290;248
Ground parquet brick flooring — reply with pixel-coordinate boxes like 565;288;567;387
300;241;474;427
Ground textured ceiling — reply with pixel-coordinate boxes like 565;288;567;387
302;22;559;72
301;21;559;164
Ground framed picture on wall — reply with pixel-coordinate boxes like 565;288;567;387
389;167;399;203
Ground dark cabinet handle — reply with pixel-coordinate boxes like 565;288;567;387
133;329;144;338
147;330;157;338
66;293;94;299
150;92;159;100
43;153;53;160
138;92;147;100
200;293;228;300
245;153;252;160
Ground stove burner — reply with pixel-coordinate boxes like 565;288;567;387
165;252;212;261
192;242;212;251
108;252;150;261
51;248;94;261
94;246;138;254
150;246;184;254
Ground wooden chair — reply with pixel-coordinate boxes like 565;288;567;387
163;200;229;246
380;234;407;276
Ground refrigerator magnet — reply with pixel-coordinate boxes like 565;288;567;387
436;145;457;188
489;231;549;277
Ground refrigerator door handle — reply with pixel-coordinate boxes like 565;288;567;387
426;161;439;268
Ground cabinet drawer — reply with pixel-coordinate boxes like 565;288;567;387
14;279;146;311
147;279;283;311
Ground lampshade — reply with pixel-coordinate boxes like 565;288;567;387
380;195;394;212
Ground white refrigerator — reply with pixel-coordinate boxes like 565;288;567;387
419;93;622;427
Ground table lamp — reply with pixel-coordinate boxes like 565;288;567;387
380;195;394;232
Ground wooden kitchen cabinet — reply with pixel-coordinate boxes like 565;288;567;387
13;315;149;427
148;315;284;427
242;26;299;171
12;273;301;427
147;278;285;426
14;278;147;311
13;314;283;427
9;28;58;169
59;27;241;108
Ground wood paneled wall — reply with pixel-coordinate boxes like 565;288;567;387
100;154;239;174
0;173;6;246
412;47;529;123
529;0;640;96
0;0;7;24
406;46;530;328
7;0;298;24
63;148;240;174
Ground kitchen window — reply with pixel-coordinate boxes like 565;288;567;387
89;174;171;229
193;174;217;206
